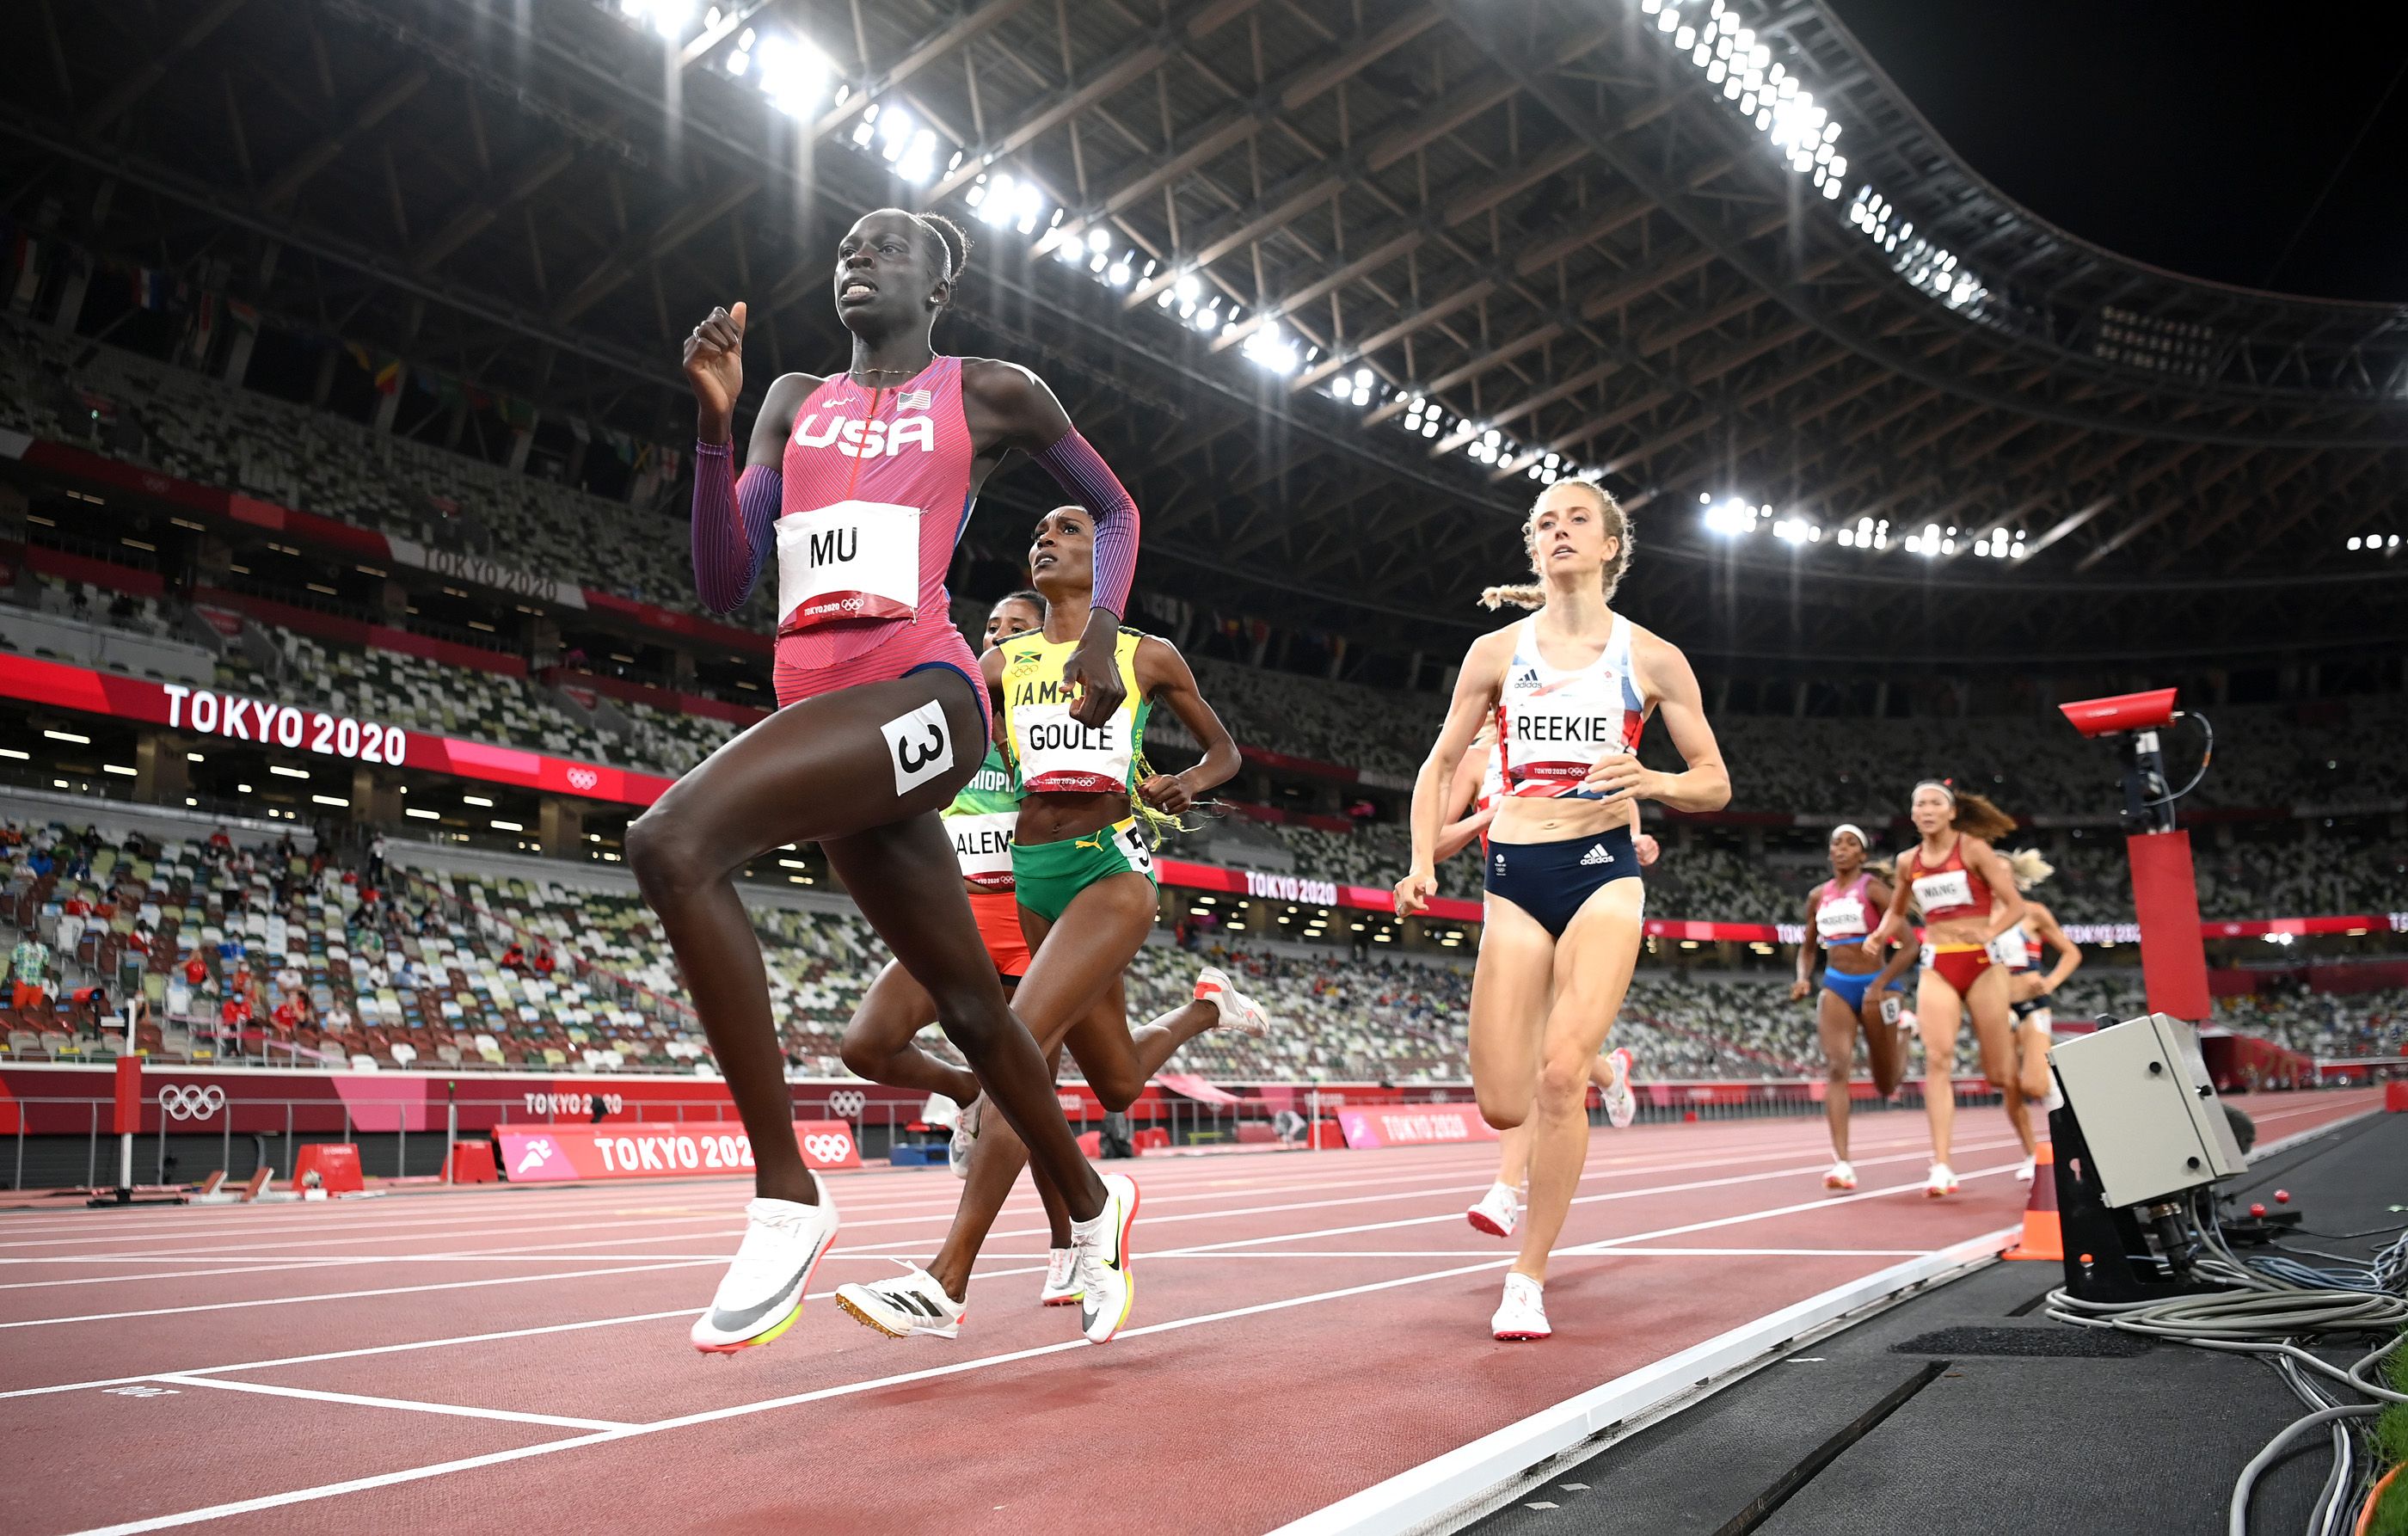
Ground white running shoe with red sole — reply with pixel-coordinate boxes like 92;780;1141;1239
1195;967;1268;1037
1466;1181;1519;1238
1491;1272;1550;1341
1824;1159;1857;1191
1925;1162;1959;1197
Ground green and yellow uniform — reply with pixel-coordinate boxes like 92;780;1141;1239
998;625;1158;923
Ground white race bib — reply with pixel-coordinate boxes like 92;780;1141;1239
1014;699;1132;793
1502;692;1627;792
1988;927;2031;968
1912;869;1974;915
1815;894;1868;943
947;811;1017;888
777;500;920;630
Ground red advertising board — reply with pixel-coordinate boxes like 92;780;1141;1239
1334;1103;1501;1150
492;1119;862;1183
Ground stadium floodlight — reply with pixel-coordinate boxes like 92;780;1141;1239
1241;322;1301;375
1702;497;1754;536
618;0;693;40
965;173;1043;234
874;107;916;163
895;129;938;183
752;34;828;115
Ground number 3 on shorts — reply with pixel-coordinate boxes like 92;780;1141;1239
882;698;955;798
1120;821;1155;876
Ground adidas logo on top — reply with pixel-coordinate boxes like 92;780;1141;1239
1579;844;1614;867
1513;667;1541;686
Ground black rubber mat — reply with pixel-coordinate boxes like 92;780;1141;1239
1889;1324;2153;1358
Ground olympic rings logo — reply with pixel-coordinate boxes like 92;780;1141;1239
802;1133;854;1164
159;1085;227;1121
566;767;599;791
826;1090;865;1118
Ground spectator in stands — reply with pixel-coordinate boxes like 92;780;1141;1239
321;998;353;1035
501;940;526;972
218;991;250;1045
270;992;307;1037
533;944;557;980
56;887;91;962
9;933;50;1013
208;825;230;852
367;833;387;884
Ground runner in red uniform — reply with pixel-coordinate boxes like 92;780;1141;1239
647;209;1141;1352
1863;783;2027;1196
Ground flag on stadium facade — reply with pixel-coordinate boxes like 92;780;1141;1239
131;267;171;310
183;292;220;366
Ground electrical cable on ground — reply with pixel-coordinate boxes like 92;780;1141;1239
2042;1191;2406;1534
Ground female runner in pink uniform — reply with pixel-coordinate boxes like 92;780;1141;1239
643;210;1142;1351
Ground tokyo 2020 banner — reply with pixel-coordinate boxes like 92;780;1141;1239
491;1119;863;1183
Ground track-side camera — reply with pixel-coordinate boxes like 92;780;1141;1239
2057;688;2178;740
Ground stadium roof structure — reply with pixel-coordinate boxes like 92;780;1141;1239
5;0;2405;668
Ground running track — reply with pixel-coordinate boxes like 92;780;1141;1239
2;1091;2380;1536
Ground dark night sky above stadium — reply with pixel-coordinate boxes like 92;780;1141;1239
1823;2;2408;302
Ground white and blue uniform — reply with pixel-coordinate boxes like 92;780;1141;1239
1483;615;1649;937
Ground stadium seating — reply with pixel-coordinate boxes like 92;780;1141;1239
0;319;771;628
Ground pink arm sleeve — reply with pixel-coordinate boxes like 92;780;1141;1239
1030;430;1139;618
689;439;780;614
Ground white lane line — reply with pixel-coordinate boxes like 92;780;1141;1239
0;1306;703;1403
0;1261;366;1293
150;1373;636;1431
47;1166;2021;1536
0;1124;1958;1256
0;1132;1907;1312
1150;1134;2027;1257
0;1091;2356;1246
0;1137;1984;1399
0;1150;1515;1250
0;1260;721;1331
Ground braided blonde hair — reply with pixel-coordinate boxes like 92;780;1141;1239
1479;479;1635;611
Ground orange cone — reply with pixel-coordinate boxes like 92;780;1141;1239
2003;1137;2061;1261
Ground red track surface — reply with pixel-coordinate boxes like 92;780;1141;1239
2;1090;2379;1536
